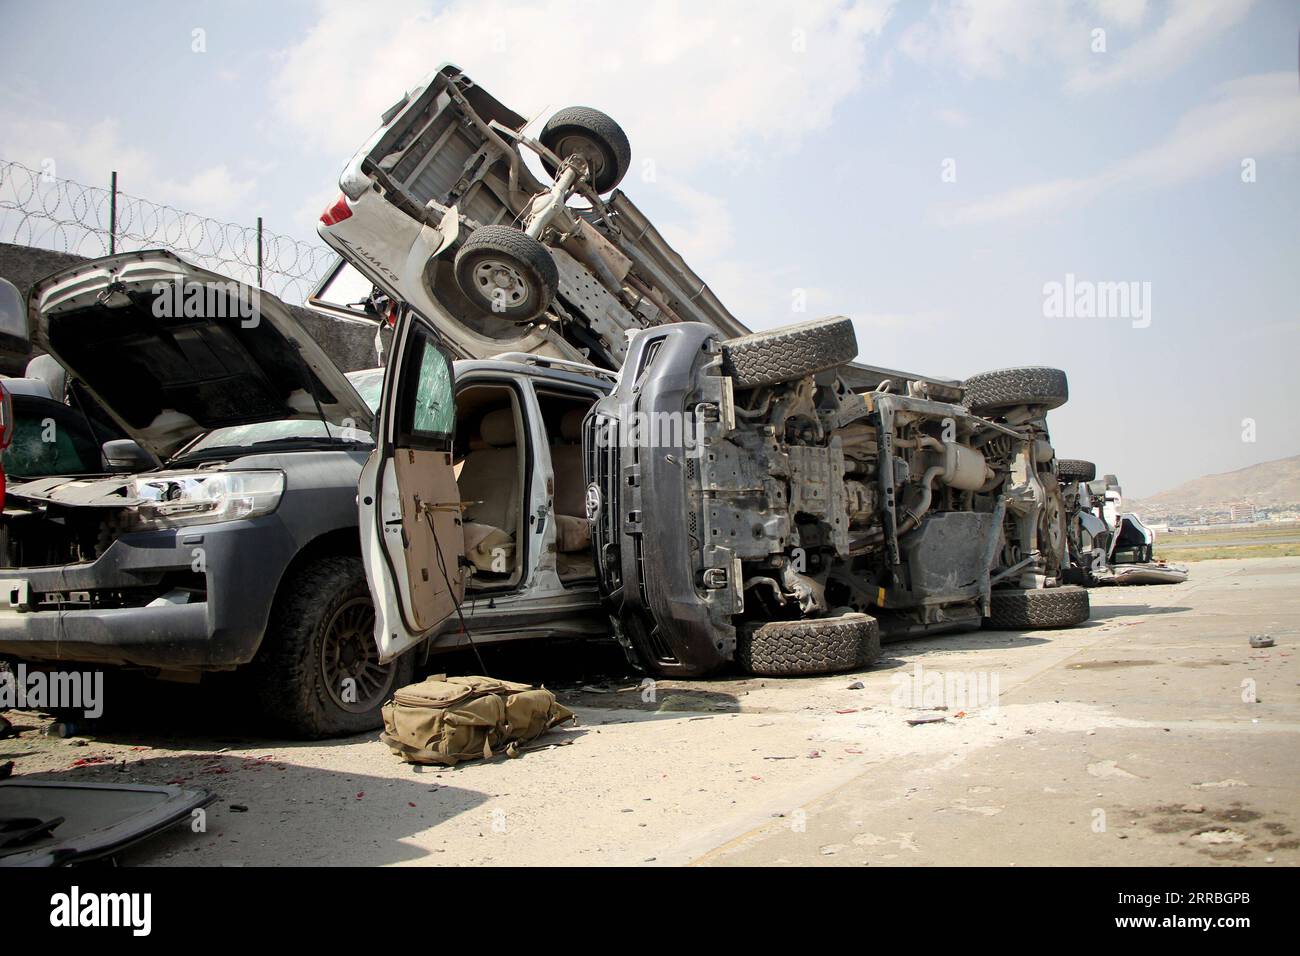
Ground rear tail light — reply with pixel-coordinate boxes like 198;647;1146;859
320;193;353;226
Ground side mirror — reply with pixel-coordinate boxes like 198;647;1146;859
102;439;153;473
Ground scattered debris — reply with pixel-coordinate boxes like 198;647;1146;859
907;716;947;727
847;681;865;690
1249;634;1275;648
229;804;249;813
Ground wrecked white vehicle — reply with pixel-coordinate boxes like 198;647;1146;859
317;63;746;372
1061;464;1187;586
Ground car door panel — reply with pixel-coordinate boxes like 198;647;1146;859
360;309;464;662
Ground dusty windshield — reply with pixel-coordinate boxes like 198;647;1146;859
179;369;384;457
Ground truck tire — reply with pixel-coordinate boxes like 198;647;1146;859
963;366;1068;414
539;106;632;193
1057;459;1097;482
985;585;1090;630
721;317;858;389
245;556;416;738
738;612;880;676
453;225;558;322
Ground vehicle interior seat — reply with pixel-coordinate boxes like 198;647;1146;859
458;406;520;577
548;407;593;581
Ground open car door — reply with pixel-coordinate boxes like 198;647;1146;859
360;308;465;663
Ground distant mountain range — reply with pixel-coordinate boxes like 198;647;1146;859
1128;455;1300;512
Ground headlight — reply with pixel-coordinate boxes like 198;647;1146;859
132;471;285;528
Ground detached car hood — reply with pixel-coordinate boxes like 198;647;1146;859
29;250;373;459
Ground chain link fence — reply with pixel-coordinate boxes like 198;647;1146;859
0;159;338;303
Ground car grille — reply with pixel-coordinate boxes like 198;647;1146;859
585;412;621;593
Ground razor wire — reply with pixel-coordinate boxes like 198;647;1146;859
0;159;337;303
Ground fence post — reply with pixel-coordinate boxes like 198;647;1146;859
257;216;263;287
109;170;117;255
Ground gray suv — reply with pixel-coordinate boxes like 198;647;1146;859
586;318;1090;677
0;251;611;736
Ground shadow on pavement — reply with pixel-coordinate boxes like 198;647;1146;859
18;752;493;866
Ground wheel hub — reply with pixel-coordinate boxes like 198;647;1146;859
472;258;530;308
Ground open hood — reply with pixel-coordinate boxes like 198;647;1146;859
29;250;373;459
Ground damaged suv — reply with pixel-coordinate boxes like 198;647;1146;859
584;318;1090;676
0;251;622;734
0;251;401;735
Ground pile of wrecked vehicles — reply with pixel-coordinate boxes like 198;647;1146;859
1057;461;1188;587
0;65;1090;739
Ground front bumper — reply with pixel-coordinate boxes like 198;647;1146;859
0;514;299;670
589;323;735;676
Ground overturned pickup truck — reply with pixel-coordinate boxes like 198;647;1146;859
1060;462;1188;586
580;318;1089;675
317;63;747;372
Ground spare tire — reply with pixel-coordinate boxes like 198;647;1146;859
738;612;880;676
963;366;1068;414
453;225;558;322
721;317;858;389
1057;459;1097;482
985;585;1089;630
539;106;632;193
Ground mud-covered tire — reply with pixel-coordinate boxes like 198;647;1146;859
243;556;416;738
539;106;631;193
963;366;1069;414
985;585;1090;630
1057;459;1097;482
453;225;558;322
738;612;880;676
721;317;858;389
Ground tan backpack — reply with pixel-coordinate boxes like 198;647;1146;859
380;675;576;766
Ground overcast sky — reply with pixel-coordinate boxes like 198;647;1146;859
1;0;1296;496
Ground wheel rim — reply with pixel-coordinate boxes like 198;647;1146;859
471;257;532;309
319;597;394;714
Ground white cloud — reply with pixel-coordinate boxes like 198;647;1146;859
0;107;256;218
1068;0;1254;93
900;0;1083;79
270;0;896;170
1093;0;1148;30
935;107;972;129
942;71;1300;225
902;0;1252;93
657;179;735;262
